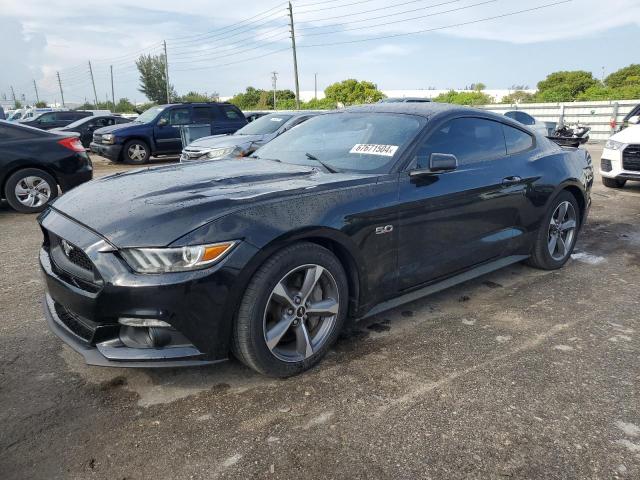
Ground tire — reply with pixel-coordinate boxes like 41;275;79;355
4;168;58;214
232;242;348;377
526;191;580;270
122;139;150;165
602;177;626;189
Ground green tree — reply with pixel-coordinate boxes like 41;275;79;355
113;98;137;113
177;91;219;103
35;101;47;108
535;70;599;102
324;79;385;106
136;53;176;104
229;87;264;109
14;100;22;109
501;90;535;104
470;82;486;91
604;64;640;89
434;90;493;106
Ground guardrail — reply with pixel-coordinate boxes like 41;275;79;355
481;99;639;141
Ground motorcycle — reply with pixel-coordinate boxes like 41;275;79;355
547;124;590;148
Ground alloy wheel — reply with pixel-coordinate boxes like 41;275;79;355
14;176;52;208
263;264;339;363
547;200;577;261
128;144;147;162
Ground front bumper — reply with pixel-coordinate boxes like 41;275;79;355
38;208;258;367
90;142;122;161
600;146;640;181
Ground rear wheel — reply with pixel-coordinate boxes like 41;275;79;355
4;168;58;213
232;243;348;377
526;191;580;270
122;139;150;164
602;177;626;189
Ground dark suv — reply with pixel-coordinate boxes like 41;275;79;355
90;103;247;164
20;111;93;130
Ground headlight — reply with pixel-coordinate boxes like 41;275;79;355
120;241;237;273
205;146;243;159
102;133;115;144
605;139;625;150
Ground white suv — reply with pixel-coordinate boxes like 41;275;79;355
600;116;640;188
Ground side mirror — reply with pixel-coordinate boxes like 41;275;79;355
629;115;640;125
430;153;458;172
157;117;168;127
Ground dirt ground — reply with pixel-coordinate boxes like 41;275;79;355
1;147;639;479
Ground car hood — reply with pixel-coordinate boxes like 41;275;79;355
51;159;373;248
187;133;265;150
94;122;139;135
610;124;640;144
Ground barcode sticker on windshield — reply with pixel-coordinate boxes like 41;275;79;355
349;144;398;156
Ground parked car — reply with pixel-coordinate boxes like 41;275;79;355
600;118;640;188
503;110;556;136
51;115;132;148
0;120;92;213
0;105;5;120
6;108;25;121
19;110;93;130
379;97;432;103
21;107;55;121
244;111;270;122
90;102;247;164
39;103;592;375
181;111;320;162
616;104;640;132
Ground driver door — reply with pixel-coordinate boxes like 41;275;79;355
397;116;524;289
154;106;192;153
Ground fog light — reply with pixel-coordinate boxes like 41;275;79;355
118;317;171;328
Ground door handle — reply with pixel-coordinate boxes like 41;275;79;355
502;176;522;185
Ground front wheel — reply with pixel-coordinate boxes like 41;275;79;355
602;177;626;189
4;168;58;213
232;243;348;377
526;191;580;270
122;140;150;164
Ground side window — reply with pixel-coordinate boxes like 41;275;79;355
94;118;112;128
59;112;78;121
503;124;534;154
416;117;506;169
38;113;57;123
221;105;242;120
193;107;212;123
168;107;191;125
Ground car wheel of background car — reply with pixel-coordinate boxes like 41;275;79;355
4;168;58;214
232;242;348;377
526;191;580;270
122;140;150;164
602;177;626;189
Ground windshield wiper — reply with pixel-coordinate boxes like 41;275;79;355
305;153;339;173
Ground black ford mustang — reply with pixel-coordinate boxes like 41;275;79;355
39;103;593;377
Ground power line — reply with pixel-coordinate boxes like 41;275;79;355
298;0;572;47
301;0;497;37
295;0;376;14
171;47;290;73
297;0;461;28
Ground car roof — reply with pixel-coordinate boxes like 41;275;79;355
343;102;475;118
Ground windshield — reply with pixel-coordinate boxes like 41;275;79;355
253;112;425;173
135;106;165;123
237;113;293;135
63;117;92;129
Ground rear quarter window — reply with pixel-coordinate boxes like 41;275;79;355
0;124;44;140
503;124;534;154
221;105;243;120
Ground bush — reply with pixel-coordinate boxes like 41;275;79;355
433;90;493;106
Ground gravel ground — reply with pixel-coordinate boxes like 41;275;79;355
1;147;639;479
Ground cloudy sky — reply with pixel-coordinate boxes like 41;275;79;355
2;0;640;104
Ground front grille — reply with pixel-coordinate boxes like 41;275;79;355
181;149;208;161
54;302;95;342
601;158;612;172
623;144;640;171
92;133;102;144
44;230;101;292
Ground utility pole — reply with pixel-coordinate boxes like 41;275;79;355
10;85;16;107
287;2;300;109
56;71;65;107
163;40;171;104
33;80;40;104
110;65;115;108
314;73;317;100
88;61;98;106
271;71;278;110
